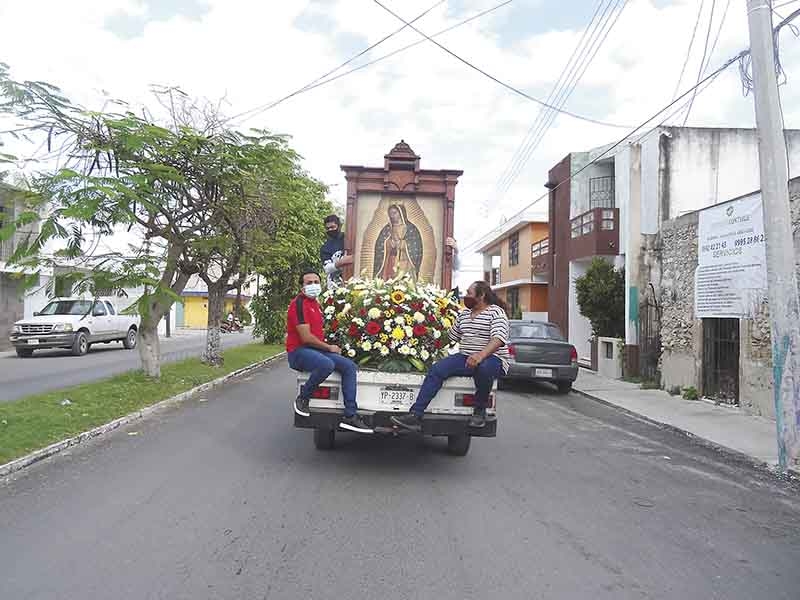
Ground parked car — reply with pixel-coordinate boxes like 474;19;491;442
9;297;140;358
502;320;578;394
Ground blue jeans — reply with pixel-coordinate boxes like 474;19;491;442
411;353;504;416
288;347;358;417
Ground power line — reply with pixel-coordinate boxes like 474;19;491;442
671;0;706;102
227;0;446;125
463;48;750;254
370;0;632;129
496;0;628;200
683;0;717;125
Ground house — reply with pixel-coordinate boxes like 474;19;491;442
176;274;255;329
544;126;800;373
477;215;549;320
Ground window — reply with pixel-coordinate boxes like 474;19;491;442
509;233;519;266
531;238;549;258
507;287;520;317
510;323;565;341
92;301;107;316
105;302;116;315
589;176;615;209
601;209;615;231
571;212;595;238
39;300;93;315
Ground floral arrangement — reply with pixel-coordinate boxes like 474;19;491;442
320;275;462;372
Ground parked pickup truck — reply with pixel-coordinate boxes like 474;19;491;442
294;370;497;456
9;297;140;358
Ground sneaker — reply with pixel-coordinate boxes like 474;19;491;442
390;413;423;432
339;414;373;434
294;395;310;417
468;409;486;429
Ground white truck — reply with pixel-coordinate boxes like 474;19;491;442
9;297;140;358
294;370;497;456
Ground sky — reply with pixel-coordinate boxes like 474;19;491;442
1;0;799;289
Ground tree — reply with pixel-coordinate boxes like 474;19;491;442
0;64;321;376
575;258;625;339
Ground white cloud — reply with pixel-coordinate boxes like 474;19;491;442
2;0;798;274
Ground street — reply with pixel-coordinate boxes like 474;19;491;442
0;329;257;402
1;360;798;600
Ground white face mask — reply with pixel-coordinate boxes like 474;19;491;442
304;283;322;299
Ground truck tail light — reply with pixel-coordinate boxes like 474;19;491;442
570;346;578;365
507;344;516;359
311;387;333;400
456;393;495;409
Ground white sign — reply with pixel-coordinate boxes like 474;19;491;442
695;194;767;318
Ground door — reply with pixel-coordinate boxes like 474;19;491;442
104;301;125;338
702;318;740;404
90;301;113;341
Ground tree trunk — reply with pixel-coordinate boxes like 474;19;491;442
138;317;162;378
203;283;225;367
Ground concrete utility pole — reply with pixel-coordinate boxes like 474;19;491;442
746;0;800;471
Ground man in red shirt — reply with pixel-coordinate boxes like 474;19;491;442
287;270;372;434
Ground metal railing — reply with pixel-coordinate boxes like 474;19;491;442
589;176;615;209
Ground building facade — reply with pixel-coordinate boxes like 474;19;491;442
545;127;800;371
478;217;549;320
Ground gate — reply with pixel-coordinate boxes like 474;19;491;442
702;318;740;404
638;284;661;383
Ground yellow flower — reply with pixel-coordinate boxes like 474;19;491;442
390;290;406;304
391;327;406;341
404;315;413;325
379;334;389;343
410;338;419;347
442;317;453;329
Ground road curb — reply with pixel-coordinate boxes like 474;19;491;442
571;388;798;480
0;351;287;480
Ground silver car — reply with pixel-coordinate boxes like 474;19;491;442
502;320;578;394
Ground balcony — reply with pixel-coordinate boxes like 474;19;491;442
491;268;501;286
589;176;615;209
531;238;550;281
569;207;620;260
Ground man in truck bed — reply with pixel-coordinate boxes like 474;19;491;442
287;270;373;434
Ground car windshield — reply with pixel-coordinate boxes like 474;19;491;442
39;300;93;316
511;323;564;340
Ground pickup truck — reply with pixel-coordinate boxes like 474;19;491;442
9;297;140;358
294;370;497;456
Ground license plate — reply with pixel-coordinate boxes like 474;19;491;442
27;339;40;345
379;389;415;406
534;368;552;378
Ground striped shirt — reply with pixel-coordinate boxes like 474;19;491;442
450;305;511;372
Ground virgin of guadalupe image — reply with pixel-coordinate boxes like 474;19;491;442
373;204;424;280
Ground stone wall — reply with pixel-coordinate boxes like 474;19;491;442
658;179;800;419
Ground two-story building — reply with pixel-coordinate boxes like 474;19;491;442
477;215;549;320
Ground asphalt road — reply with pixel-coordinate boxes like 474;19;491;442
0;329;257;402
1;359;799;600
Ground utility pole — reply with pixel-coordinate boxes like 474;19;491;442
746;0;800;471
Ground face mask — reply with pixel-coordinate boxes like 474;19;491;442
304;283;322;299
326;228;339;239
463;296;477;309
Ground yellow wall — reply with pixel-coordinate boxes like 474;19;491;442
500;222;548;283
182;296;238;329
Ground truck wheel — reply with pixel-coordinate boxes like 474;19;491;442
556;381;573;395
123;327;137;349
16;348;34;358
71;332;89;356
313;428;336;450
447;433;471;456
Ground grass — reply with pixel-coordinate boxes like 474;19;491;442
0;343;282;465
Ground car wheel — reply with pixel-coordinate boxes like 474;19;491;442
556;381;573;394
15;348;34;358
313;428;336;450
447;433;471;456
71;332;89;356
123;327;137;350
497;378;508;391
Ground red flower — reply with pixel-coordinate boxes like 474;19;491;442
413;324;428;337
427;314;436;323
434;340;442;349
359;308;367;317
366;321;382;335
439;307;448;315
348;324;360;337
330;320;339;332
411;302;423;311
326;298;334;305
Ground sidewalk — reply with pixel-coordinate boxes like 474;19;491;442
573;369;786;471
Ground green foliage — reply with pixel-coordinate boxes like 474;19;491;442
682;386;699;401
234;304;253;326
575;258;625;338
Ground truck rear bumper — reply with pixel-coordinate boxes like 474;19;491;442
295;409;497;438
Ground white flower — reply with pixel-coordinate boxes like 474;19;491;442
324;306;336;315
384;320;392;331
353;318;365;327
409;348;418;357
398;345;411;355
404;326;414;338
432;329;442;339
368;307;382;320
342;303;352;314
394;316;405;325
413;312;425;323
380;345;390;356
364;298;372;306
420;348;430;361
361;341;372;352
348;349;356;357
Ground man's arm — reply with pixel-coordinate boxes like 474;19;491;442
296;324;339;353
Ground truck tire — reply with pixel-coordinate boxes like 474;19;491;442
71;331;89;356
447;433;471;456
313;428;336;450
16;348;34;358
556;381;572;395
123;327;137;349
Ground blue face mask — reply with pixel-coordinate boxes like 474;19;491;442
304;283;322;299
